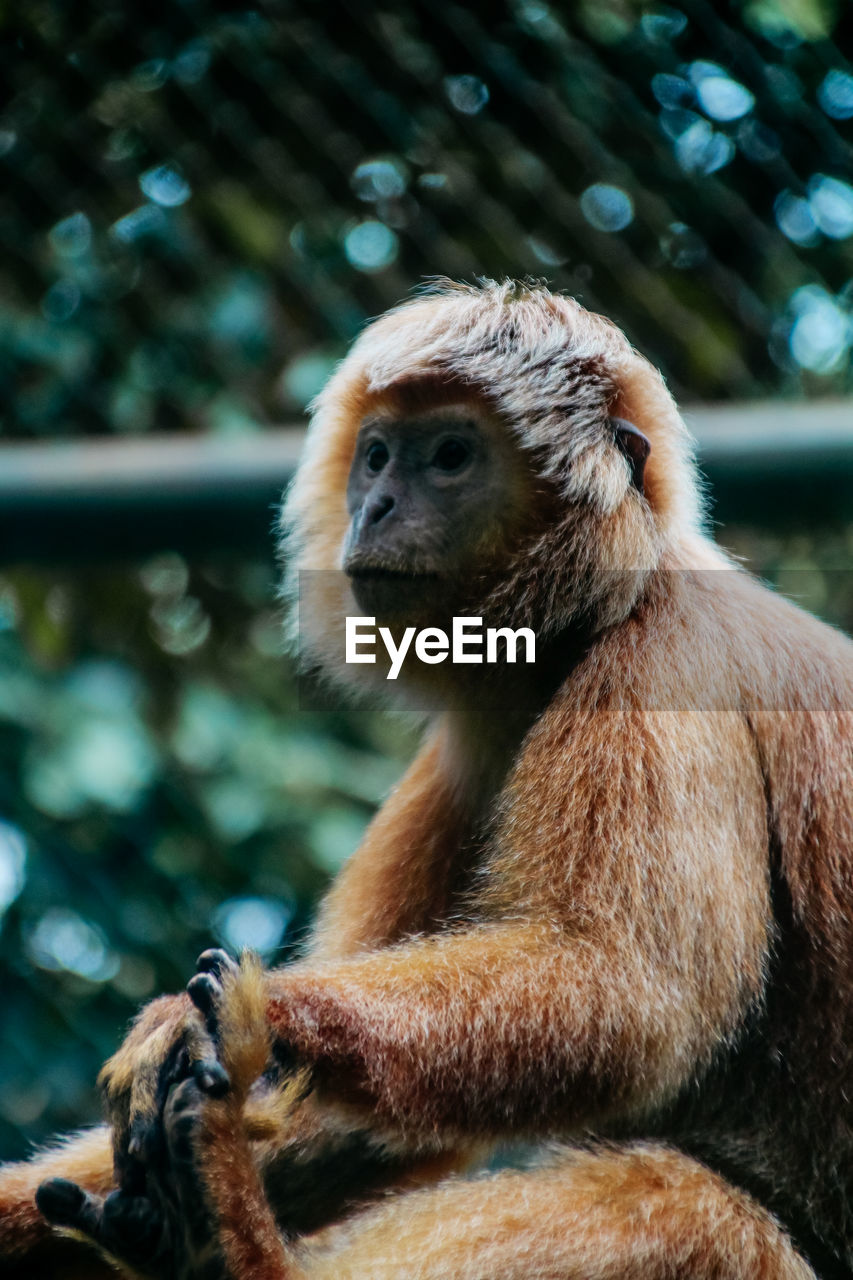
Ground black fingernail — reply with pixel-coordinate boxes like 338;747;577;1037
193;1059;230;1096
128;1116;149;1160
196;948;232;977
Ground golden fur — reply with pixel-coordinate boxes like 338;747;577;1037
1;280;851;1278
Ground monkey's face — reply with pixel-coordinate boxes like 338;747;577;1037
343;405;527;622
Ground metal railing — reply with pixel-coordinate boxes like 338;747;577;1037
2;402;851;561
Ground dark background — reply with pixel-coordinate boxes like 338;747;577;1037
1;0;852;1160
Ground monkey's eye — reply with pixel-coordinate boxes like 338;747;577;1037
365;441;389;473
431;437;470;472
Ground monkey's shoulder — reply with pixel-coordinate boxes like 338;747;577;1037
615;560;853;717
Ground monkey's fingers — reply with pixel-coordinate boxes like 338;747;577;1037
189;951;277;1102
36;1177;103;1237
187;974;233;1096
187;948;241;1099
188;949;239;1033
187;972;221;1027
126;1036;190;1163
186;1014;229;1098
192;1057;231;1097
196;948;239;981
36;1179;165;1272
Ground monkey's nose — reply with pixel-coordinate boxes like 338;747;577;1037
366;494;395;525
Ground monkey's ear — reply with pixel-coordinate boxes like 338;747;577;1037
611;418;651;495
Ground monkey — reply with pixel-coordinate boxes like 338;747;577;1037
0;278;851;1279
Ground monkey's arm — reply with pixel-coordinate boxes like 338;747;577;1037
262;920;734;1139
269;701;771;1143
304;726;468;960
260;702;771;1139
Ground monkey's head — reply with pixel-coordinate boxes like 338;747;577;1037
282;280;703;691
341;385;537;626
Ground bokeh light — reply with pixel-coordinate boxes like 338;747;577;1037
0;823;26;917
27;909;119;983
343;221;399;273
213;895;293;959
139;165;192;208
579;184;634;233
444;74;490;115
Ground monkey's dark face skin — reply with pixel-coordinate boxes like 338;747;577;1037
343;407;522;620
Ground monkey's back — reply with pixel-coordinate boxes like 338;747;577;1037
648;565;853;1276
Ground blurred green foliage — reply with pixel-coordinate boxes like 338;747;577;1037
1;0;853;1162
0;556;417;1158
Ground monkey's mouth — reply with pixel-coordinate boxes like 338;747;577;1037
344;558;440;583
345;562;442;617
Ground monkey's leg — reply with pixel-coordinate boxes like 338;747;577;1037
293;1144;816;1280
42;956;814;1280
144;1119;818;1280
149;1091;819;1280
71;1104;817;1279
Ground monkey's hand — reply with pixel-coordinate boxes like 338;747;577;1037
37;954;301;1280
98;980;231;1195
